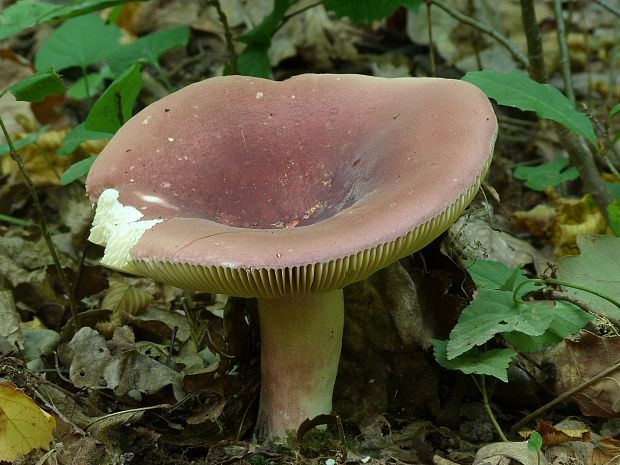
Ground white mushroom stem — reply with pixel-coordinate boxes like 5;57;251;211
255;289;344;441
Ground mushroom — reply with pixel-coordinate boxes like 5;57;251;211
85;74;497;441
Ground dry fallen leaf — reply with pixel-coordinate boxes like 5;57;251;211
0;381;55;462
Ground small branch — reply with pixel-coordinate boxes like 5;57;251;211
511;358;620;434
274;0;322;35
431;0;529;68
543;289;620;328
594;0;620;18
426;0;436;77
207;0;237;74
0;116;80;327
519;0;546;82
552;0;575;103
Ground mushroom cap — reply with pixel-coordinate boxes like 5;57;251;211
86;74;497;297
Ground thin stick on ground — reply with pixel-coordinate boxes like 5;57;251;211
207;0;237;74
0;115;80;328
553;0;575;103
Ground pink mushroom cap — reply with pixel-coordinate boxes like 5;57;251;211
86;74;497;297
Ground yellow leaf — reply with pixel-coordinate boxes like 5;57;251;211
0;381;55;462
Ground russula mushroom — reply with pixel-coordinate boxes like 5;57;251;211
85;74;497;440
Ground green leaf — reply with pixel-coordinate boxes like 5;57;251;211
432;340;516;382
0;0;143;39
558;234;620;320
464;259;537;296
446;289;555;359
67;72;105;100
237;0;296;45
609;201;620;237
107;26;189;75
324;0;422;24
513;157;580;191
35;14;121;72
58;123;111;156
528;432;543;452
60;156;97;185
607;182;620;200
609;103;620;120
463;70;597;147
6;69;65;102
0;125;49;156
502;301;593;352
84;63;142;134
237;44;272;78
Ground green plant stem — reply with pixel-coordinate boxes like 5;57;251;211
207;0;237;74
426;0;436;77
594;0;620;18
552;0;575;103
153;62;173;92
274;0;322;34
513;278;620;310
511;357;620;435
474;375;508;442
430;0;529;68
0;116;80;327
80;65;91;99
518;0;613;223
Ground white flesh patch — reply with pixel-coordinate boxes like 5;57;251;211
89;188;162;270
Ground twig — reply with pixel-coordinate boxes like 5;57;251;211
0;116;80;327
552;0;575;103
511;358;620;434
207;0;237;74
594;0;620;18
543;289;620;328
430;0;529;68
518;0;613;223
278;1;323;31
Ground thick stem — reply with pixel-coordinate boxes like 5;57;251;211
255;289;344;441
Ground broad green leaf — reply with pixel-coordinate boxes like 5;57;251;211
0;0;142;39
609;103;620;120
107;26;189;75
0;126;49;156
58;123;111;156
324;0;422;24
84;63;142;134
558;234;620;320
447;289;555;359
60;156;96;185
463;70;597;147
609;201;620;237
35;14;121;72
237;0;296;45
502;301;593;352
6;70;65;102
513;157;580;191
433;340;516;382
237;44;272;78
528;432;543;452
464;259;537;296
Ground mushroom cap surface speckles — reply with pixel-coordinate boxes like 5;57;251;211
86;74;497;297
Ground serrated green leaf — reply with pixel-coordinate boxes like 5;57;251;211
35;14;121;72
502;301;593;352
6;69;65;102
463;70;597;147
432;340;516;382
0;126;49;157
84;63;142;134
237;44;272;78
464;259;537;296
60;156;96;185
447;289;555;359
0;0;143;39
609;103;620;120
514;157;580;191
101;278;152;314
609;201;620;237
107;26;189;76
324;0;421;24
558;234;620;320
